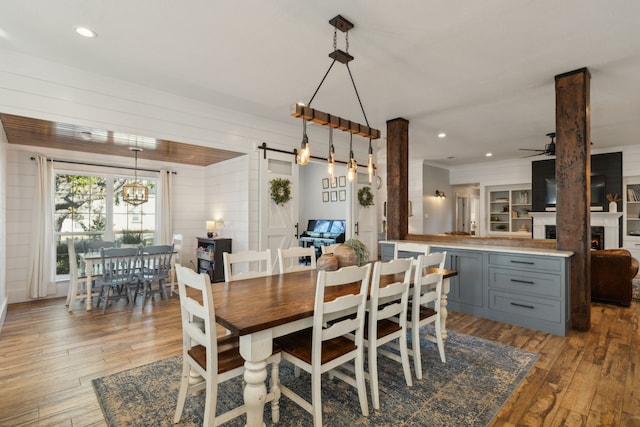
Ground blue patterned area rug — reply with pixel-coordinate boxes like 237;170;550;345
633;276;640;301
92;330;538;426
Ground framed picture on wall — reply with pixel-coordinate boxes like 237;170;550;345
322;178;329;189
331;177;338;188
331;191;338;202
338;176;346;187
339;189;346;201
322;191;329;202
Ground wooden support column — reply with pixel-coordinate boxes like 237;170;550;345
386;118;409;240
555;67;591;331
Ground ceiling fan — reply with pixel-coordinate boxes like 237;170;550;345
520;132;556;157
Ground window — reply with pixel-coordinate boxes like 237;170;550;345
55;172;157;276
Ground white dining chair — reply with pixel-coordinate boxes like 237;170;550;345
365;258;414;409
167;233;183;296
407;251;447;380
277;246;316;274
320;243;341;255
274;264;371;427
66;238;97;312
393;242;430;259
173;264;281;426
223;249;272;282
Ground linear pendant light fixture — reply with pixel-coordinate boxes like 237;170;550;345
292;14;379;183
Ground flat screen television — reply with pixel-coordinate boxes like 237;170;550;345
545;175;606;208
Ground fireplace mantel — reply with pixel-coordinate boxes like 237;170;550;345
529;212;623;249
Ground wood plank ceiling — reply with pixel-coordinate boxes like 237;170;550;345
0;113;244;166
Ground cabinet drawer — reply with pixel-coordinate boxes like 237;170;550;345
488;267;561;298
488;253;561;272
489;290;561;323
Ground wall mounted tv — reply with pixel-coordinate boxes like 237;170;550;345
544;175;606;209
531;152;622;212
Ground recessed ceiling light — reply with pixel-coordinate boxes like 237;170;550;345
438;132;446;138
485;152;493;157
74;26;97;38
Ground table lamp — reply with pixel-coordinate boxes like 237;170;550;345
206;220;216;238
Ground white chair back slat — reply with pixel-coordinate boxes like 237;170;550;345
223;249;272;282
393;242;430;259
278;246;316;273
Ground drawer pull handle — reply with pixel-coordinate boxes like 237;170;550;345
510;302;535;309
510;279;535;285
510;260;535;265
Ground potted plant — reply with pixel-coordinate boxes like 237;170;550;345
336;238;369;267
120;231;143;247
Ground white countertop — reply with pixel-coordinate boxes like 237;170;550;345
380;240;574;258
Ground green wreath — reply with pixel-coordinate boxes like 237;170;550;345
357;186;374;207
270;178;291;205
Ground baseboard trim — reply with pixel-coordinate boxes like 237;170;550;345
0;297;7;335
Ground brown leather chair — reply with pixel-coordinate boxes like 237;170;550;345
591;249;639;307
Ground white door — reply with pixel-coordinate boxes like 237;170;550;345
259;149;299;273
353;172;378;260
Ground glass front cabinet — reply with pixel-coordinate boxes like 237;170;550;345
487;186;532;236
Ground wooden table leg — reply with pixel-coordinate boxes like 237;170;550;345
240;331;273;427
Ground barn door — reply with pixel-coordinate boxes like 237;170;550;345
352;172;378;260
259;148;299;273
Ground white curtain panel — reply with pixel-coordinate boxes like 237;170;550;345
28;156;55;298
158;169;173;245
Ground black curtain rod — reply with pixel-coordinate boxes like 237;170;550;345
257;142;367;167
30;157;177;174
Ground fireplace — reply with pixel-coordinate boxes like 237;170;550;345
545;225;605;249
530;212;622;250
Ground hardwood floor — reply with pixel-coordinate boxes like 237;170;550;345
1;296;639;426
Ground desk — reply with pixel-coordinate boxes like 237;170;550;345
211;267;457;427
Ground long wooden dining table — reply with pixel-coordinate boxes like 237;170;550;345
210;266;457;427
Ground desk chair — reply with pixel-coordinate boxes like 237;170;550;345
407;252;447;380
223;249;272;282
277;246;316;274
275;264;371;427
173;264;281;426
